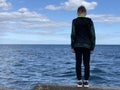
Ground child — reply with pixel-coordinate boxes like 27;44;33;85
71;5;96;87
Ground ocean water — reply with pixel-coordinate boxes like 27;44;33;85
0;45;120;90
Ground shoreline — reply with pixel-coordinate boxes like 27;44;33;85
33;84;120;90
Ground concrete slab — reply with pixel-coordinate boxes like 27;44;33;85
33;84;120;90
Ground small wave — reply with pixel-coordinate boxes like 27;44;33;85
91;67;106;74
114;56;120;59
57;71;75;77
90;75;105;81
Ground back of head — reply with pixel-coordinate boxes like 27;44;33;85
77;6;87;15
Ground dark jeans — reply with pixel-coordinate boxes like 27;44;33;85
74;47;90;80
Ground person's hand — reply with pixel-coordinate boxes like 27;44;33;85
90;50;94;54
71;48;75;53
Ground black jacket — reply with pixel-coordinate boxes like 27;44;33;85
71;17;96;50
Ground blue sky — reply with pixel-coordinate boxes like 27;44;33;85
0;0;120;44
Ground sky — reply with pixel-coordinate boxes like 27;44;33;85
0;0;120;44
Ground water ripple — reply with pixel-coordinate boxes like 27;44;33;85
0;45;120;90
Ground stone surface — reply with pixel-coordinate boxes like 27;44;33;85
33;84;120;90
0;87;15;90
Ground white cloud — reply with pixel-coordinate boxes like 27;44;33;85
88;14;120;23
96;33;120;44
18;8;29;13
0;8;70;32
0;0;12;10
45;5;61;10
45;0;97;11
0;7;120;34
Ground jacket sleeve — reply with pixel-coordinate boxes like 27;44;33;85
90;20;96;51
71;20;75;49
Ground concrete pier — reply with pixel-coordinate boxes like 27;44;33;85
0;86;15;90
34;85;120;90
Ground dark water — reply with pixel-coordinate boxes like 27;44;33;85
0;45;120;90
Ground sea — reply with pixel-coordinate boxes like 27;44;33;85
0;45;120;90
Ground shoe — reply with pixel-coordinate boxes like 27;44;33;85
83;81;89;87
77;81;83;87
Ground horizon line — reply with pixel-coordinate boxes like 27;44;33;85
0;44;120;45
